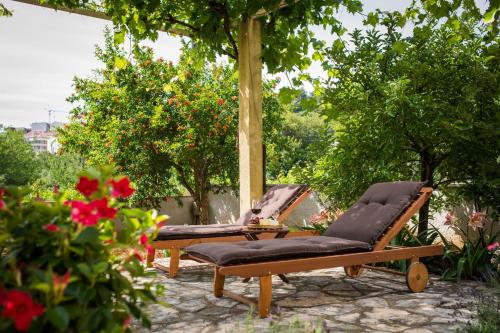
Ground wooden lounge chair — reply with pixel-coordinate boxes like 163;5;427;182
148;184;312;277
186;181;444;317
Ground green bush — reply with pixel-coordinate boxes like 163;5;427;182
0;167;166;332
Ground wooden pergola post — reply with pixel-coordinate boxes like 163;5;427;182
238;19;263;213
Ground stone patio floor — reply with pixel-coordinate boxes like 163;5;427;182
136;258;494;333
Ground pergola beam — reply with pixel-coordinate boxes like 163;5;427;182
11;0;192;37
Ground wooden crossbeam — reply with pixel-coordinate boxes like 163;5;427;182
215;245;444;277
11;0;192;36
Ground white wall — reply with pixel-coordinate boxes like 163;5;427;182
158;190;324;226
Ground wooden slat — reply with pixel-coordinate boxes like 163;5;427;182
362;265;406;276
277;189;312;223
217;245;443;277
222;290;257;306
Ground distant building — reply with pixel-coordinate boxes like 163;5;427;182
23;122;64;154
31;122;50;132
24;131;56;153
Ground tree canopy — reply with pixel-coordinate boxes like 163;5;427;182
38;0;366;73
302;10;499;234
59;33;285;224
0;129;40;186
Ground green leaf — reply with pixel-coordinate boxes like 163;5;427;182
31;282;51;293
113;30;126;46
456;257;466;282
392;41;406;54
77;263;92;279
484;8;497;24
365;12;379;26
73;227;99;244
93;262;109;274
114;56;129;70
47;306;70;331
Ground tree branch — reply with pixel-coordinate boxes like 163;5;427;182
207;0;239;60
166;13;200;33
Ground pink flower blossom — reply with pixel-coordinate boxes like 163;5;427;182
487;242;499;252
468;211;487;231
444;211;455;225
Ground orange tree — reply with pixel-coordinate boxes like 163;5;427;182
59;34;283;224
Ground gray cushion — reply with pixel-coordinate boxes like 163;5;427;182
323;181;425;245
185;236;371;265
156;224;244;241
236;184;309;225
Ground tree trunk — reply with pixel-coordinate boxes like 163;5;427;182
418;155;435;237
196;191;210;225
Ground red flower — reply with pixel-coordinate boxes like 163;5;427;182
217;98;225;106
132;251;143;262
0;290;45;332
139;233;152;252
70;201;99;226
43;224;60;232
70;199;117;226
75;176;99;197
0;187;5;209
91;198;117;219
123;315;131;329
110;177;135;198
139;233;148;245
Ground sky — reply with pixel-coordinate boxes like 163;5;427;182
0;0;415;128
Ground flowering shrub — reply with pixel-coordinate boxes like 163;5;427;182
0;168;166;332
441;210;499;282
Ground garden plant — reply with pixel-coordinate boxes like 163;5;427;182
0;167;166;332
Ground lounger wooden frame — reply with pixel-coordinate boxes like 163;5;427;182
188;187;445;317
148;188;313;277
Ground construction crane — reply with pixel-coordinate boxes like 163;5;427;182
47;109;68;124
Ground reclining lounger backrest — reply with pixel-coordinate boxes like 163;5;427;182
323;181;425;246
235;184;309;225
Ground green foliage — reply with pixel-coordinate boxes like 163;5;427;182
233;309;327;333
0;130;40;186
0;3;12;17
266;108;325;182
42;0;363;74
36;151;85;190
0;167;165;332
440;223;499;282
302;10;500;233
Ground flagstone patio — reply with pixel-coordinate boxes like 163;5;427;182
136;259;494;333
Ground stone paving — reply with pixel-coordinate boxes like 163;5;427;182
136;259;494;333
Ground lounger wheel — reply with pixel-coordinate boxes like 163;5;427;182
406;262;428;292
344;265;364;278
